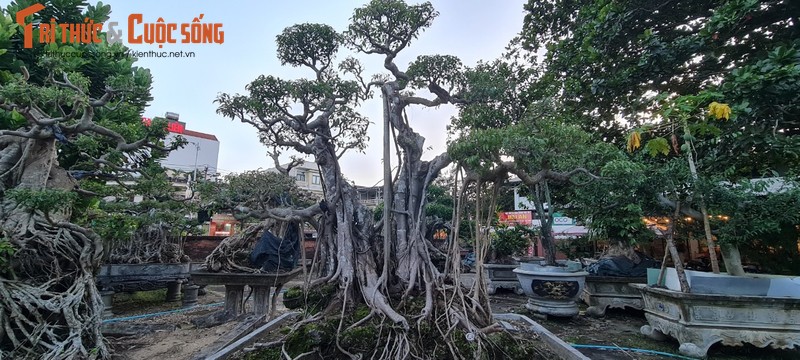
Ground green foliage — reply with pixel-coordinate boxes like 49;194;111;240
705;178;800;247
344;0;438;57
200;170;314;217
6;188;77;214
276;23;341;69
0;238;14;275
425;184;453;221
491;224;535;261
406;54;464;91
644;137;670;157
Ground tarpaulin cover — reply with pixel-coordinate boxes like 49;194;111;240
249;222;301;272
586;252;660;277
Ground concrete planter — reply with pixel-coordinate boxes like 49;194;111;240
581;275;647;317
190;268;303;319
632;283;800;358
96;263;191;292
484;263;523;295
514;263;588;317
96;263;192;317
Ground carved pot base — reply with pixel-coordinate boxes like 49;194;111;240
581;276;646;317
632;284;800;358
514;263;588;318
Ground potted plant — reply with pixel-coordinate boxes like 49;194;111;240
567;159;662;317
624;89;800;357
484;224;534;294
511;177;591;318
88;168;200;313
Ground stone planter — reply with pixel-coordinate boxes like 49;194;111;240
96;263;191;292
514;263;588;317
632;283;800;358
581;275;647;317
96;262;192;317
484;263;523;295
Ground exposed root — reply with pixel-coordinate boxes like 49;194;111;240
106;223;189;264
203;220;294;272
0;219;107;359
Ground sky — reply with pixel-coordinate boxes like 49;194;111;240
93;0;528;186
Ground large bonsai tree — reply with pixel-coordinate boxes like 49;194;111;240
0;1;179;357
213;1;530;357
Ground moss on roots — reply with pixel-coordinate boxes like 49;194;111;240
239;294;551;360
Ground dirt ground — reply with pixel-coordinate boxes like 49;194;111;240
490;289;800;360
106;282;300;360
106;283;800;360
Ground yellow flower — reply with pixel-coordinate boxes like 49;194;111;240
708;101;731;120
627;131;641;153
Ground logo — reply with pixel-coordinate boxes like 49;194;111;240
16;3;224;49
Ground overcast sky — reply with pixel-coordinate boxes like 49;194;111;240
98;0;528;186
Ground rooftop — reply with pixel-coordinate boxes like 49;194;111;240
182;129;218;141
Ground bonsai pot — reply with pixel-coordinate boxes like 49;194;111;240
633;268;800;357
632;283;800;358
581;275;648;317
483;263;523;295
514;262;588;317
96;262;191;293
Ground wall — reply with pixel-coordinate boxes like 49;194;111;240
161;132;220;176
183;235;226;261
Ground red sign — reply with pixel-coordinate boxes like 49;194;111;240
498;211;533;226
167;121;185;134
141;117;185;134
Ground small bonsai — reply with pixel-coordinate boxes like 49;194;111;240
489;224;535;264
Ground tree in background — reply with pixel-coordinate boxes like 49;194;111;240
522;0;800;284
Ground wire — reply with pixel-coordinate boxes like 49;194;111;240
569;344;700;360
102;302;224;323
102;287;293;324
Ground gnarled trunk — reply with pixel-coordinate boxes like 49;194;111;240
0;138;107;359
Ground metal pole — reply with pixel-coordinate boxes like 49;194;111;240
192;142;200;182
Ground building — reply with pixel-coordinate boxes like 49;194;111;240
148;112;220;179
267;160;325;200
141;112;221;201
355;185;383;209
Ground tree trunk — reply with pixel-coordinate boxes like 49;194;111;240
667;200;690;292
0;138;107;359
683;125;720;273
381;88;394;289
532;182;556;266
720;243;745;276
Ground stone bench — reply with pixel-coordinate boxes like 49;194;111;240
189;267;303;320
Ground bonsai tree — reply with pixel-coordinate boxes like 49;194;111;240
198;169;316;273
488;224;535;264
212;2;550;357
0;1;177;357
522;0;800;287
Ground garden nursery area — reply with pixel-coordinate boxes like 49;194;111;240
1;0;800;359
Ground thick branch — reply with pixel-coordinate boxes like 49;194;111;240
233;203;323;222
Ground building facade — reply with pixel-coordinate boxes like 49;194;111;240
268;161;325;200
151;112;220;179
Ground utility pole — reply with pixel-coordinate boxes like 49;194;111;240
191;141;200;182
